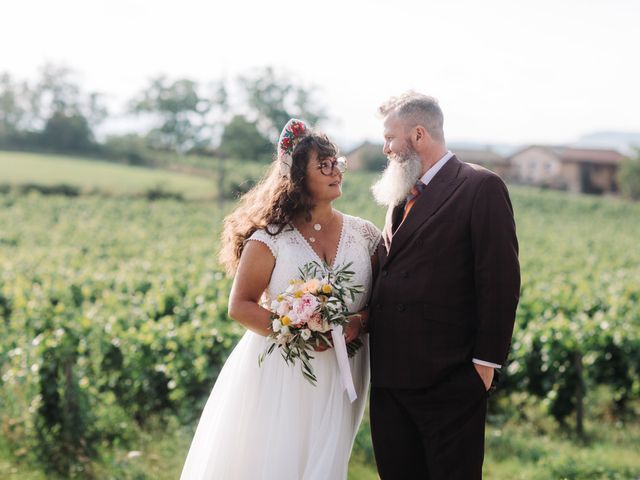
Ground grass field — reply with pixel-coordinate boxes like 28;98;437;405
0;151;217;199
4;416;638;479
1;150;639;479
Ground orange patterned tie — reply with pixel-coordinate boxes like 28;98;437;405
402;182;425;222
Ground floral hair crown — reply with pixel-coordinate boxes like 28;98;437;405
277;118;308;176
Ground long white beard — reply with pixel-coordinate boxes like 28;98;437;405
371;152;423;207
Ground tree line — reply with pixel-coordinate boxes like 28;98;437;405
0;63;327;165
1;64;637;198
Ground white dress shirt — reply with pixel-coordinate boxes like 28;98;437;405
417;150;455;188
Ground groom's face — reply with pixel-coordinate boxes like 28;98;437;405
383;113;413;163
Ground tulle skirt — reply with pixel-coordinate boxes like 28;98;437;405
180;330;370;480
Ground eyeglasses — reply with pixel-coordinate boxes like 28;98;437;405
317;156;347;176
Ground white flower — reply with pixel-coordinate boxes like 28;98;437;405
272;319;282;332
321;320;331;333
277;300;292;316
270;300;280;311
301;329;312;340
276;330;292;346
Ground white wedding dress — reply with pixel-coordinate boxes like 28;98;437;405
180;214;381;480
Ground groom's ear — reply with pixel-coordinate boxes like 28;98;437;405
413;125;431;146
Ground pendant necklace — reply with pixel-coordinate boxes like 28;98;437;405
309;215;331;243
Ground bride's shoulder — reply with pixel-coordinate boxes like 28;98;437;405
265;224;293;236
245;224;293;257
250;223;293;237
342;213;381;236
341;214;381;257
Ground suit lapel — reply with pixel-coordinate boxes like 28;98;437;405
383;156;466;268
391;203;404;234
382;203;404;250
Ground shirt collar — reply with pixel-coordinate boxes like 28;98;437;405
418;150;454;187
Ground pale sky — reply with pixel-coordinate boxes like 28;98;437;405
2;0;639;148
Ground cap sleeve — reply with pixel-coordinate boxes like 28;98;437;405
245;228;279;258
360;219;382;257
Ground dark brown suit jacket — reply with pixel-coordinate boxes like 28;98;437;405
369;156;520;388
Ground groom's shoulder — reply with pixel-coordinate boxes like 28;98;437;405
454;161;512;204
460;160;496;178
458;160;508;188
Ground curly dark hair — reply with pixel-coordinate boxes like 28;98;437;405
219;132;338;275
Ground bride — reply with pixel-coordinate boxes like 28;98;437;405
180;119;381;479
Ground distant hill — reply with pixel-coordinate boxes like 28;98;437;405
573;131;640;155
348;131;640;160
448;141;521;158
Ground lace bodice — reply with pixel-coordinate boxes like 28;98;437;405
247;214;381;313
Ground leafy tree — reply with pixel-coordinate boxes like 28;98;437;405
40;111;94;152
31;63;107;130
0;73;30;137
130;76;213;154
617;149;640;200
102;133;155;166
210;80;230;145
0;64;107;152
240;67;327;140
218;115;273;161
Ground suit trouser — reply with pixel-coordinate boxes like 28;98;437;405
370;363;488;480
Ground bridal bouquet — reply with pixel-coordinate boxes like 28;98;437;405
259;261;364;385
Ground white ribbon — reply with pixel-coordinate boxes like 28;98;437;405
331;325;357;403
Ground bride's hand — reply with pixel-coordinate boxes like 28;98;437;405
313;336;333;352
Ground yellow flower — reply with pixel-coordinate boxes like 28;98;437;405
294;291;303;298
281;315;291;326
277;294;284;301
321;284;332;294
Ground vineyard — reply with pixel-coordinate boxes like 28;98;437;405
1;157;639;478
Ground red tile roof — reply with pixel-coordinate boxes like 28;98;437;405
559;148;624;165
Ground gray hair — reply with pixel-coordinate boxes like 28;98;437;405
379;91;445;143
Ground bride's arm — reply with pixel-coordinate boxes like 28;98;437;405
227;241;275;337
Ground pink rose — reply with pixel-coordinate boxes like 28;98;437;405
307;312;324;332
292;293;319;325
307;312;330;333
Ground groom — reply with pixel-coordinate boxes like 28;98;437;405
368;91;520;479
